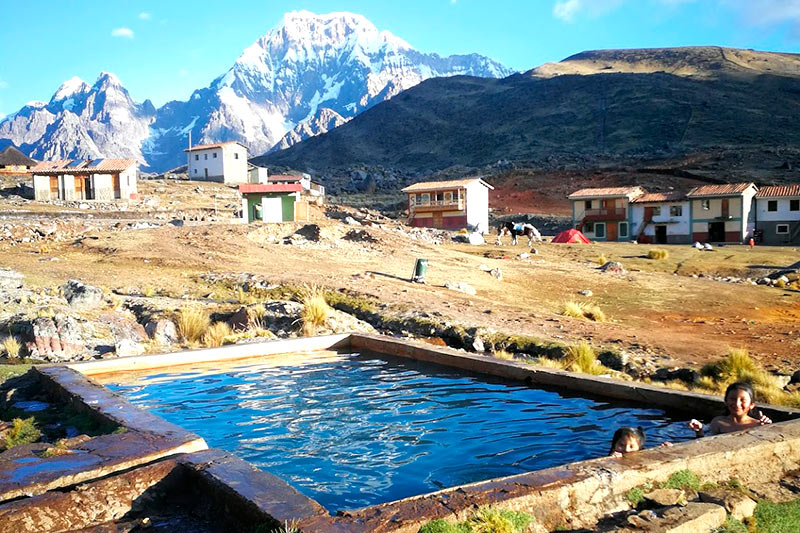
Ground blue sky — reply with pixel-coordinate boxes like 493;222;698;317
1;0;799;117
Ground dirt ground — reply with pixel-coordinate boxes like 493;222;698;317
2;204;799;371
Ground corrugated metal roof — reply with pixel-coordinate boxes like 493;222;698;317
31;159;136;174
686;183;755;197
755;184;800;198
184;141;248;152
268;174;302;182
239;183;302;194
630;191;688;203
568;186;645;199
401;177;494;192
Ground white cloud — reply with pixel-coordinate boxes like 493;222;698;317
111;27;134;38
138;12;151;20
554;0;582;22
0;79;8;90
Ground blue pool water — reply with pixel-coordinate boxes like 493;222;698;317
104;351;691;511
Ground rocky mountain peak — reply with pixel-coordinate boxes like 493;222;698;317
50;77;90;103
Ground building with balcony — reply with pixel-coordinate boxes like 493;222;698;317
630;191;691;244
568;186;645;241
754;184;800;245
401;177;493;233
686;183;757;243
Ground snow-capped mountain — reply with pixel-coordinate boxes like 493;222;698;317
0;11;512;171
0;73;156;162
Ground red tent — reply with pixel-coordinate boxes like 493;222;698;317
552;229;592;244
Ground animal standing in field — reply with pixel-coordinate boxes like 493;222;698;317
496;222;543;246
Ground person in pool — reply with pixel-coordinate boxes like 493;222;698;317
609;426;646;457
688;381;772;437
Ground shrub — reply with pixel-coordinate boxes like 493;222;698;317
565;342;607;375
466;507;532;533
561;301;606;322
177;307;210;344
531;357;565;370
561;301;585;319
202;321;232;347
662;469;701;491
3;417;41;450
1;336;21;358
418;519;462;533
626;486;647;506
492;349;514;361
300;287;330;336
582;303;606;322
647;248;669;260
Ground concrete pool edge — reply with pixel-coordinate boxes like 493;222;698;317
9;333;800;531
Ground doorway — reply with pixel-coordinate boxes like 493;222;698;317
433;212;443;228
606;221;618;241
655;225;667;244
708;222;726;242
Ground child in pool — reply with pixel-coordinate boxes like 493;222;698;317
688;381;772;437
609;426;646;457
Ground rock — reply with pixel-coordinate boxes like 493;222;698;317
598;350;628;371
62;280;103;309
344;229;377;243
775;374;792;389
0;268;24;290
644;488;688;507
472;336;485;353
699;489;758;521
653;367;699;384
26;314;86;362
791;369;800;385
627;509;657;527
518;252;530;259
294;224;321;241
490;268;503;281
102;313;147;343
228;307;251;330
444;281;477;295
599;261;627;275
115;339;145;357
530;248;539;255
579;289;593;297
144;319;178;345
169;218;184;227
343;216;361;226
468;232;485;245
659;502;726;533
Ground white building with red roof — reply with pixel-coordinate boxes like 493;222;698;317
401;177;493;233
686;183;757;243
31;158;137;201
755;184;800;244
630;191;691;244
185;141;248;184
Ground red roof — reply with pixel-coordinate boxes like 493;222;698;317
630;191;688;203
686;183;755;197
239;183;302;194
31;158;136;174
568;186;645;200
552;229;592;243
184;141;248;152
755;185;800;198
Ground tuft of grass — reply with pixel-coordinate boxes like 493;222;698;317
300;286;331;336
561;301;606;322
531;356;566;370
626;485;649;507
647;248;669;260
492;349;514;361
3;417;42;450
662;469;701;491
1;336;22;358
177;306;211;344
141;285;157;298
466;507;532;533
202;321;232;348
418;520;463;533
753;500;800;533
564;342;608;375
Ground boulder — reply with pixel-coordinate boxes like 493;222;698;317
102;313;147;343
26;314;87;362
579;289;593;297
444;281;477;295
228;306;251;330
343;216;361;226
0;268;24;290
294;224;321;241
599;261;627;275
144;319;179;345
644;488;688;507
659;502;726;533
115;339;145;357
699;489;758;521
62;280;103;309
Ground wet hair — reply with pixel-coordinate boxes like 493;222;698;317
609;426;646;455
723;381;757;415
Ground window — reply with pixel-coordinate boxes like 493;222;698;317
791;199;799;211
584;222;594;233
234;153;239;160
652;206;661;216
768;200;778;212
595;223;606;238
585;200;592;210
213;152;217;158
195;154;199;161
194;168;198;175
670;205;682;217
204;154;208;160
420;193;430;205
701;199;710;210
777;224;790;234
619;222;629;238
444;192;452;203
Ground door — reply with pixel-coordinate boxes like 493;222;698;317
721;199;729;218
261;197;283;223
709;222;725;242
204;168;209;179
112;174;121;199
433;212;443;228
606;221;618;241
655;225;667;244
74;176;85;200
49;177;59;199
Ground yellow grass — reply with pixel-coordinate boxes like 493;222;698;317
492;349;514;361
531;357;565;370
561;301;606;322
177;307;210;344
1;336;21;358
202;321;232;348
564;342;608;375
647;248;669;260
300;286;331;336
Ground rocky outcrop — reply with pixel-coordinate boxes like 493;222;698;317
62;280;103;310
25;314;87;362
144;319;179;346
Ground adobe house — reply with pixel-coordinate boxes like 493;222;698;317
568;186;645;241
31;159;138;201
686;183;757;243
630;191;691;244
240;183;304;223
401;177;493;233
185;141;248;184
754;184;800;244
0;145;36;174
